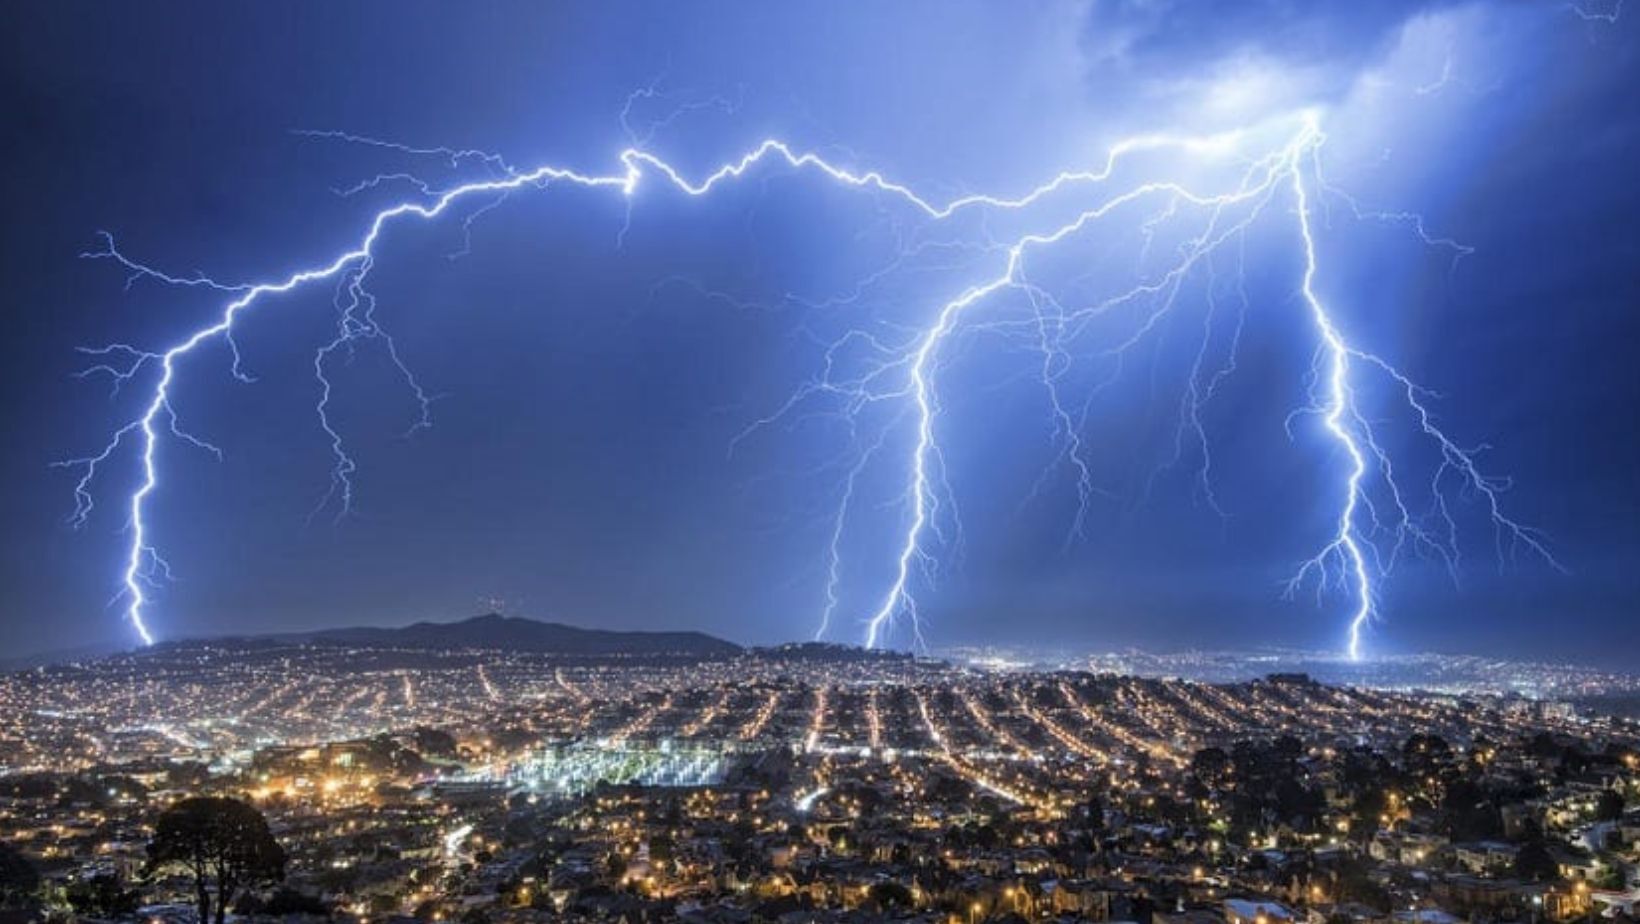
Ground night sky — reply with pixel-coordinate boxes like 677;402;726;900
1;2;1636;664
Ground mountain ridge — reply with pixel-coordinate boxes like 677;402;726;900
6;616;922;671
167;613;743;658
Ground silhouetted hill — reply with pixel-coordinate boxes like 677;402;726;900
171;613;742;658
304;614;740;656
5;618;927;674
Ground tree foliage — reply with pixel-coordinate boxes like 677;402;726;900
869;881;914;909
1594;789;1625;822
66;874;141;917
1513;829;1558;883
0;842;39;910
146;796;286;924
1191;747;1232;789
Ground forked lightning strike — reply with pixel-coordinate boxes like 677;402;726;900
61;111;1557;657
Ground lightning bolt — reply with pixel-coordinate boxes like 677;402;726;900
1285;134;1565;659
62;109;1558;658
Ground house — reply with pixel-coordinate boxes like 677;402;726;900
1452;841;1517;875
1224;898;1296;924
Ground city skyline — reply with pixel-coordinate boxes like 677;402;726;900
1;627;1636;922
3;2;1637;664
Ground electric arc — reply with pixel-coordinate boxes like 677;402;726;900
60;112;1559;659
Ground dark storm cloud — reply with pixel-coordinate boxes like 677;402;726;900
1081;0;1446;74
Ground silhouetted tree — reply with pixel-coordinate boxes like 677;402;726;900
412;726;459;758
0;842;39;911
1192;747;1232;789
1594;789;1625;822
1527;732;1561;758
1439;779;1503;840
146;796;286;924
1351;787;1388;841
870;881;914;909
66;874;141;917
648;833;676;866
1513;825;1558;883
1403;734;1452;776
255;887;331;916
1272;735;1304;762
1082;793;1107;832
1333;856;1391;912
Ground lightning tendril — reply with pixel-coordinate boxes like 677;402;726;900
61;111;1558;658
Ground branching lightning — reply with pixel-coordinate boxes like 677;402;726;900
62;107;1559;658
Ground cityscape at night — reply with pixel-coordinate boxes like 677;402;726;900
0;629;1638;922
2;1;1637;922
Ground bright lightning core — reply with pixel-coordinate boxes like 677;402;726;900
59;110;1559;659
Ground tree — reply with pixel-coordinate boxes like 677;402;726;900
257;887;331;916
649;833;676;866
1594;863;1626;891
1272;735;1304;762
413;726;459;759
1351;787;1388;841
1438;779;1502;841
1082;793;1107;833
1513;834;1558;883
1403;734;1452;777
146;796;286;924
0;842;39;911
1333;857;1391;912
869;881;914;909
1594;789;1624;822
66;874;141;918
1192;747;1232;789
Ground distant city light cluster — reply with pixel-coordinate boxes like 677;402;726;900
1;642;1635;921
